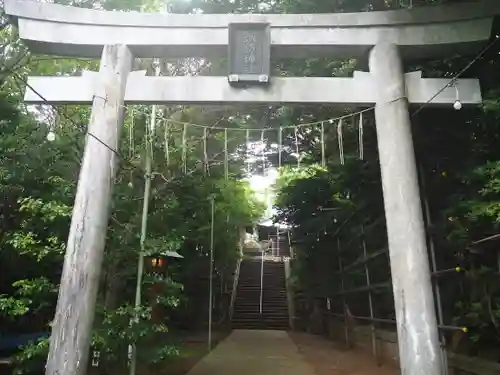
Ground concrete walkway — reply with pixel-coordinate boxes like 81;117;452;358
186;330;316;375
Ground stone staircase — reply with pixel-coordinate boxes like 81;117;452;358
232;259;289;330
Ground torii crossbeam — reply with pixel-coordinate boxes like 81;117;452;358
5;0;498;59
4;1;500;375
24;71;481;106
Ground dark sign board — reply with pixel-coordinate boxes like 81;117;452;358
228;22;271;86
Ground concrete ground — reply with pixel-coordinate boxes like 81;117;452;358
185;330;400;375
185;330;316;375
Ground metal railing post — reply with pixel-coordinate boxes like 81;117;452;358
420;165;449;375
208;197;215;351
260;249;264;315
361;225;379;365
229;259;242;322
337;237;350;348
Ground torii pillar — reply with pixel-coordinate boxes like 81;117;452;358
370;42;441;375
46;45;133;375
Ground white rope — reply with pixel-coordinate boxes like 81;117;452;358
150;107;374;131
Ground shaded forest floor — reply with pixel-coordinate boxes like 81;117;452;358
289;332;400;375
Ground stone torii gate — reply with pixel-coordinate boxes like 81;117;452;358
4;1;499;375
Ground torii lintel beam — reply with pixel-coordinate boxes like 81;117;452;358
24;72;481;106
4;0;500;59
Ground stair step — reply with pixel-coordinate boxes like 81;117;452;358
236;294;286;296
262;296;287;299
236;301;287;305
238;281;261;284
260;306;288;309
238;287;285;290
261;306;288;309
232;328;289;331
263;290;287;293
233;315;280;318
237;293;286;297
261;305;288;309
232;319;289;325
262;299;287;302
233;314;288;319
234;303;288;311
235;297;288;301
232;322;288;327
231;325;288;329
262;297;287;300
236;302;287;305
234;309;288;313
235;306;261;310
231;323;289;329
235;299;260;302
235;259;288;331
235;307;287;311
237;286;263;289
232;317;289;321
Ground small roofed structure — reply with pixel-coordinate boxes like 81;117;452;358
257;220;292;258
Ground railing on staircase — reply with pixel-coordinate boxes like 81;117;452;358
260;249;264;314
229;258;242;322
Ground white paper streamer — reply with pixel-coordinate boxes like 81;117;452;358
294;127;300;167
129;110;135;160
321;122;325;167
224;128;228;180
358;113;364;160
246;129;250;175
278;127;283;169
337;119;344;165
203;127;209;174
164;120;170;166
182;123;188;173
261;130;266;174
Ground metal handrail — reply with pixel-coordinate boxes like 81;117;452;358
259;249;264;314
229;258;241;322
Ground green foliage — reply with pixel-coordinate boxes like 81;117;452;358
274;156;385;298
92;304;179;369
142;273;184;309
0;296;29;317
12;338;49;375
6;278;57;314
